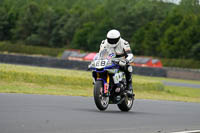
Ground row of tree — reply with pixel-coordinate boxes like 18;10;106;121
0;0;200;60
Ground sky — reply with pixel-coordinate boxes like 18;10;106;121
162;0;181;4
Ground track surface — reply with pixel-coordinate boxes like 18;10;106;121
0;94;199;133
163;81;200;89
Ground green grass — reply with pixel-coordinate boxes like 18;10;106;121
160;58;200;69
133;75;200;85
0;63;200;103
0;41;65;57
0;81;91;96
136;88;200;103
0;63;164;91
165;86;200;98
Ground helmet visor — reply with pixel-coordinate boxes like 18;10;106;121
107;37;120;44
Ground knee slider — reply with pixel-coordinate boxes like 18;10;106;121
128;66;133;73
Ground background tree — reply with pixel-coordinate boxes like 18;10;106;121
0;0;200;61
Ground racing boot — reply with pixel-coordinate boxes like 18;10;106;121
125;71;135;98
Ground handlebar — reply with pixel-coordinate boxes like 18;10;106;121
111;58;125;64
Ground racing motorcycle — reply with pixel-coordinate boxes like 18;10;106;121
88;49;134;111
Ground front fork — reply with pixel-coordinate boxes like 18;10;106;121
93;72;110;97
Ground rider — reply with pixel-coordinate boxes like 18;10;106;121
99;29;135;97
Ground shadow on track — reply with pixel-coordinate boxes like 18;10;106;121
72;108;156;116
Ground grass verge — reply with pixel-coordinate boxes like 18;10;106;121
0;63;200;102
133;75;200;85
0;63;164;91
0;41;65;57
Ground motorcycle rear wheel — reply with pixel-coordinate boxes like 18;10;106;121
117;96;133;112
94;81;109;111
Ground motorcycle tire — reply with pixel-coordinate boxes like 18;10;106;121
117;96;134;112
94;80;109;111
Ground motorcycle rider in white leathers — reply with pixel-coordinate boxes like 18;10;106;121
99;29;135;97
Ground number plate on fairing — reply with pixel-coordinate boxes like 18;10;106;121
95;60;108;69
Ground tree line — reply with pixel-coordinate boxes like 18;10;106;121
0;0;200;60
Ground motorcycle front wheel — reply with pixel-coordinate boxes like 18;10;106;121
94;80;109;111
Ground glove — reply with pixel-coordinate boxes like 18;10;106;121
88;64;92;68
119;60;127;66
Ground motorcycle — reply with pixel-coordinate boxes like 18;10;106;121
88;49;134;111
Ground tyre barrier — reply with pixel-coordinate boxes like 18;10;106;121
0;53;199;80
0;53;89;70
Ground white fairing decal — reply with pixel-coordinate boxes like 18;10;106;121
113;72;123;84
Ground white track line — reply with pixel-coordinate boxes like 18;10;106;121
172;130;200;133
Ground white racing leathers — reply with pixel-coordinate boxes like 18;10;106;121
99;38;134;64
99;38;135;95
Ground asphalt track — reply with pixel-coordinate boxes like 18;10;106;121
0;93;200;133
163;81;200;89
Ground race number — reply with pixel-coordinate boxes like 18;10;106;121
95;60;107;67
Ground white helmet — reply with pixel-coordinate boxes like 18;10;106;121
106;29;121;47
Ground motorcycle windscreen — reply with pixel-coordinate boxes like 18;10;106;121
95;49;114;60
